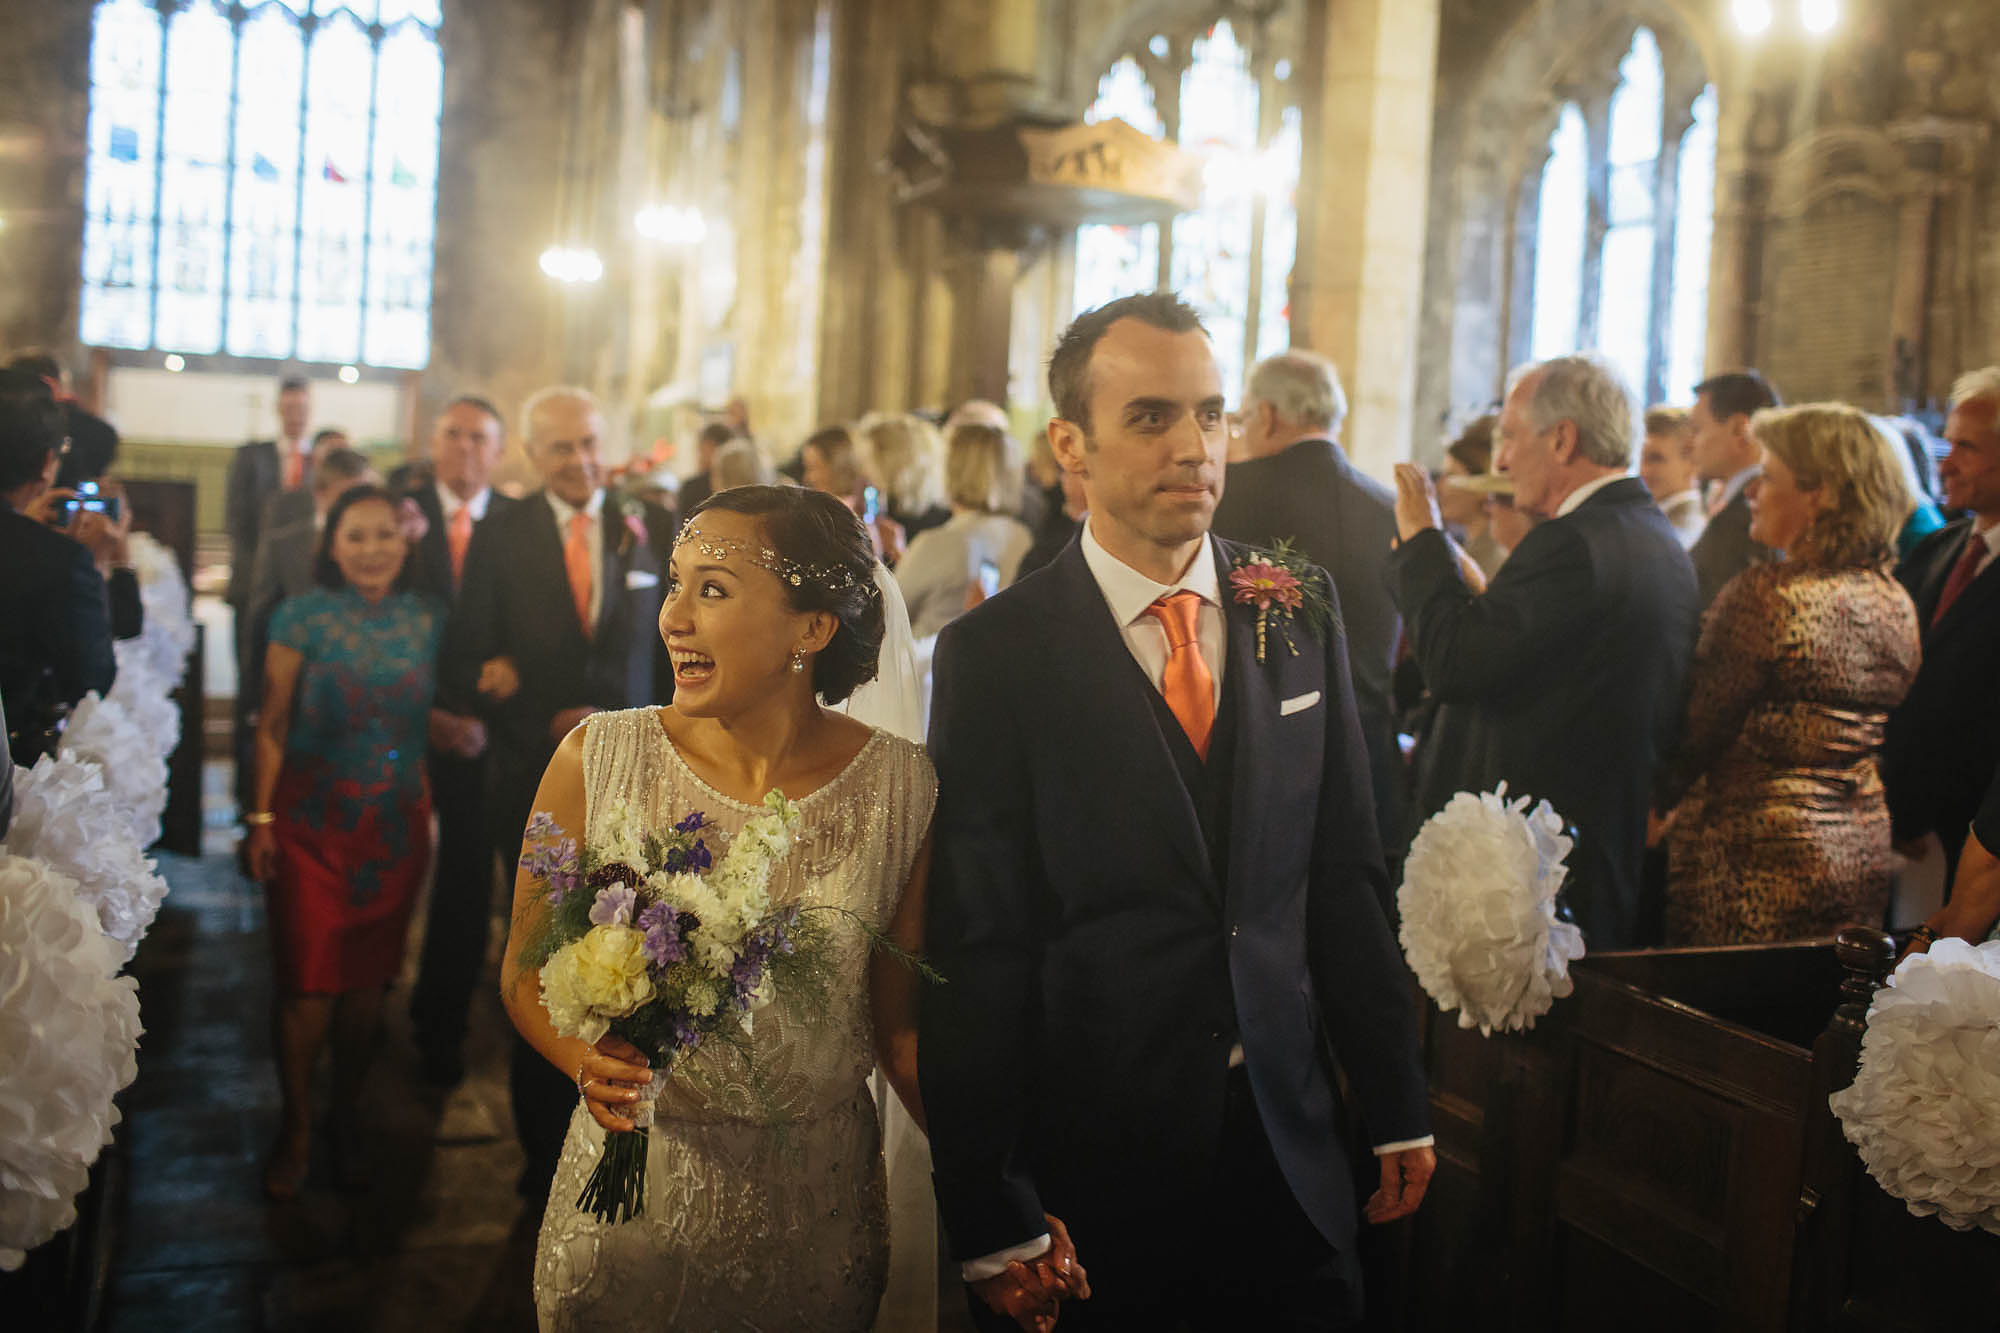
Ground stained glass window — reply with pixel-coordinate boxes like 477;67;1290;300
1073;58;1164;318
1668;87;1717;401
1071;23;1299;406
81;0;442;368
1530;104;1588;363
1524;26;1712;407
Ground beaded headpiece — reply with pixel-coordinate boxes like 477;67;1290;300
673;521;879;599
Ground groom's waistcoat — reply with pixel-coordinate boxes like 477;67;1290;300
1144;665;1240;902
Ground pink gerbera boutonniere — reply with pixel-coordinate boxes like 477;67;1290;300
1229;539;1337;663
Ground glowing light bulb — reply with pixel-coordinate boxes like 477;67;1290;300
163;354;185;373
1733;0;1773;35
539;246;604;283
1801;0;1838;34
338;364;360;384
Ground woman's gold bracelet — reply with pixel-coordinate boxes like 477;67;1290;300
243;811;276;827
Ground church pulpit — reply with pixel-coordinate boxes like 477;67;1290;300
1408;928;2000;1332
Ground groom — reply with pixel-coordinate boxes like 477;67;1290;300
922;293;1433;1331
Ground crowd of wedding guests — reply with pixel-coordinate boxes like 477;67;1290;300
7;315;1995;1222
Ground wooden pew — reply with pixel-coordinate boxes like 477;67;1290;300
1409;927;2000;1332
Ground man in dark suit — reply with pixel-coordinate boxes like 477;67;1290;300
241;447;378;708
1213;349;1405;866
402;396;518;1086
0;370;140;765
1883;367;2000;881
1387;355;1698;950
442;386;674;1200
227;375;313;812
259;428;352;536
1686;371;1780;610
923;294;1432;1332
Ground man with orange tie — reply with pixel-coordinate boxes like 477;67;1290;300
403;395;516;1087
442;385;674;1202
227;375;314;816
923;294;1432;1331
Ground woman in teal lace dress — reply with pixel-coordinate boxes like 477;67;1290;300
246;484;444;1197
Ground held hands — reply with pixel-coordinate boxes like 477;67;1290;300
1392;463;1444;544
1364;1144;1436;1225
576;1034;654;1133
971;1213;1090;1332
476;656;521;701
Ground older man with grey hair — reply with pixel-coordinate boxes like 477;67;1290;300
1884;365;2000;883
1384;354;1698;947
1212;349;1406;865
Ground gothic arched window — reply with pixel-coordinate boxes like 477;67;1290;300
1070;20;1301;403
81;0;443;369
1521;26;1713;405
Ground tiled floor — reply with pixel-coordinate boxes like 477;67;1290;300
105;848;541;1333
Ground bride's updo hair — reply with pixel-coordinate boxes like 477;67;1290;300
686;484;884;704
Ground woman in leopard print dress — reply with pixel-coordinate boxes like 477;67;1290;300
1661;404;1921;946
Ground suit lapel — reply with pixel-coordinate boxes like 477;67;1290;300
1927;525;2000;646
1047;543;1219;896
1217;542;1283;911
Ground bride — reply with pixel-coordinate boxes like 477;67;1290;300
500;485;936;1329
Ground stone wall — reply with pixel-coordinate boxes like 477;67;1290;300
1416;0;1999;462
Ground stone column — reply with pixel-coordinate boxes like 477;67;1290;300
1292;0;1441;479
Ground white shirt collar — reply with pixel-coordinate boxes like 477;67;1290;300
437;482;492;522
1658;487;1701;511
545;488;604;526
1554;470;1626;519
1079;517;1221;628
1971;515;2000;555
1716;463;1762;508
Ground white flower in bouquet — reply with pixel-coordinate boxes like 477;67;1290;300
1398;783;1586;1035
1829;939;2000;1236
684;978;722;1019
107;665;180;763
0;853;143;1271
540;925;659;1045
595;798;652;873
61;692;169;847
5;753;168;963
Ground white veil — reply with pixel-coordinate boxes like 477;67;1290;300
837;562;926;744
835;562;938;1333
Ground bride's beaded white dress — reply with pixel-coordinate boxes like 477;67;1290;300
532;708;935;1331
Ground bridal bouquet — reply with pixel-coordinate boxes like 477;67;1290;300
518;792;836;1224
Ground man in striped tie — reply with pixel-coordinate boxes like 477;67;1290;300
1885;366;2000;881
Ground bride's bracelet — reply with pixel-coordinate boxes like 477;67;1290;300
575;1053;592;1096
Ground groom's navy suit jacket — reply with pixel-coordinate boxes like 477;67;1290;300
920;535;1430;1283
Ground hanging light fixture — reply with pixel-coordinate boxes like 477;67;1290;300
634;204;707;246
1732;0;1773;35
1800;0;1839;34
539;246;604;284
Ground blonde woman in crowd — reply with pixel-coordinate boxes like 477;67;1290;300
859;412;950;540
1659;404;1921;945
894;423;1033;638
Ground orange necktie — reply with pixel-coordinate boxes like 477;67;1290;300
282;447;304;491
1147;591;1215;760
447;505;473;587
564;512;594;635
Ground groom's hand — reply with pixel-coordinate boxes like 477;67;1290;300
970;1214;1089;1331
1364;1145;1436;1224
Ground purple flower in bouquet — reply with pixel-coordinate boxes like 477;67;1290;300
522;834;581;903
637;901;684;967
589;883;636;926
670;1013;702;1051
525;811;559;842
674;810;706;835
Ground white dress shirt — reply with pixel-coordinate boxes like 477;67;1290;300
1713;463;1761;513
1554;470;1627;519
437;481;493;527
1657;489;1706;549
545;489;605;630
1078;517;1226;708
961;519;1429;1284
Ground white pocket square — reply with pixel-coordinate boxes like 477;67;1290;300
624;569;660;590
1280;691;1321;716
